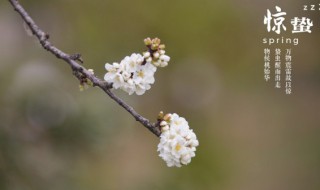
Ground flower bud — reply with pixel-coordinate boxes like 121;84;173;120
163;113;171;121
153;61;160;67
143;51;150;58
159;50;165;55
88;69;94;75
144;38;152;45
160;55;170;62
160;62;168;67
153;38;161;45
151;44;158;50
160;121;168;126
158;111;164;119
159;44;165;50
161;125;169;132
153;52;160;59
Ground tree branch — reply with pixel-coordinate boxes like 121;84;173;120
8;0;161;137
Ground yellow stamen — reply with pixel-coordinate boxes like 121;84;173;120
138;71;144;78
175;144;181;151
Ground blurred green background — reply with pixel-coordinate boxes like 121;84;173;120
0;0;319;189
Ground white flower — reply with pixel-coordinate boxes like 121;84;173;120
113;73;125;89
132;62;156;95
121;53;143;73
103;38;170;95
133;63;155;84
157;113;199;167
104;62;124;89
104;53;157;95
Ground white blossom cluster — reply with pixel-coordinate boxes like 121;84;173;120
104;53;156;95
157;113;199;167
104;38;170;95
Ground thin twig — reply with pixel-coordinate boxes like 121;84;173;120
8;0;161;137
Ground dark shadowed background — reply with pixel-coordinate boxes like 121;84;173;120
0;0;319;190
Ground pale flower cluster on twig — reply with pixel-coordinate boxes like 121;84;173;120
157;112;199;167
104;38;170;95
